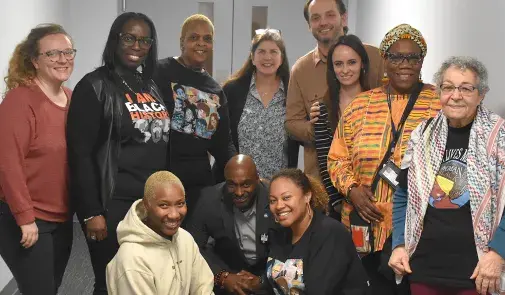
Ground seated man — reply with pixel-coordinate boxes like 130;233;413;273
106;171;214;295
187;154;278;294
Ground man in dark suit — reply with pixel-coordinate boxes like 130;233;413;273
186;154;277;294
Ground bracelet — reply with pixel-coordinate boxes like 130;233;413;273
214;270;230;289
84;215;101;223
346;183;358;203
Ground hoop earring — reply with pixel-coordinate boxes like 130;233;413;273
382;72;389;84
306;203;312;219
274;216;279;223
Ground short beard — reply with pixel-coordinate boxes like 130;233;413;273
312;30;341;47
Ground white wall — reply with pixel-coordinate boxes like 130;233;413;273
64;0;119;88
353;0;505;117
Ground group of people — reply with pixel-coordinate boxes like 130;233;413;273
0;0;504;294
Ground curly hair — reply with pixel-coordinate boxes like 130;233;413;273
4;23;71;91
271;168;329;213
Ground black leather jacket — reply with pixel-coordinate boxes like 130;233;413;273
67;66;165;221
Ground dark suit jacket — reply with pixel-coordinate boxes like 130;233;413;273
186;180;278;293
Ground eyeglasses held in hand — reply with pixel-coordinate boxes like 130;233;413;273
119;33;154;49
385;52;423;66
440;84;478;96
39;49;77;62
255;28;282;36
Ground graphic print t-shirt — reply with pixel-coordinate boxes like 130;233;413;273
114;73;170;201
170;82;220;139
408;122;478;288
267;220;314;295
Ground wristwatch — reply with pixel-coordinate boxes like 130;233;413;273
346;183;358;203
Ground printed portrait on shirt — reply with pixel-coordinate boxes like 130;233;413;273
170;83;220;139
429;148;469;209
123;92;170;143
267;258;305;295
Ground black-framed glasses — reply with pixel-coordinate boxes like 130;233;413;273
440;83;478;96
119;33;154;49
39;49;77;62
255;28;282;36
385;52;423;66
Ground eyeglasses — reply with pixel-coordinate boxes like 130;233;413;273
119;33;154;49
440;84;478;96
255;28;282;36
39;49;77;62
385;52;423;66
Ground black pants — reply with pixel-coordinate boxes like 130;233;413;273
0;202;73;295
362;251;403;295
83;198;134;295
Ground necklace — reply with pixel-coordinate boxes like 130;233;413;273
120;76;135;93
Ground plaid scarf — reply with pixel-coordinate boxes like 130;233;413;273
402;106;505;261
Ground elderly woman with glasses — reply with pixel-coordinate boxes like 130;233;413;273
0;24;75;295
327;24;441;294
390;56;505;295
222;28;298;180
66;12;169;295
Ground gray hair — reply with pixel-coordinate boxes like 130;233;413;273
433;56;489;94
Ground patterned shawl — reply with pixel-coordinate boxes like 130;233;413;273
402;105;505;260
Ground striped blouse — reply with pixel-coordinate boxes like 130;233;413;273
327;84;441;251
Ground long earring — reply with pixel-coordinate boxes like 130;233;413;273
419;72;423;82
382;72;389;84
306;203;312;219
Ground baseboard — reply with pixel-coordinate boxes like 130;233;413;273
0;278;18;295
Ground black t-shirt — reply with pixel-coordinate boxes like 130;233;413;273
154;57;232;191
399;122;478;288
113;71;170;200
266;212;369;295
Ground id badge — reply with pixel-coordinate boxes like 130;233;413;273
378;160;400;190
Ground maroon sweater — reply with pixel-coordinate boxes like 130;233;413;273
0;84;72;225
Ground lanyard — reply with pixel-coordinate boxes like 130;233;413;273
385;83;422;155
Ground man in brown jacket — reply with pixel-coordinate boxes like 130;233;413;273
285;0;384;179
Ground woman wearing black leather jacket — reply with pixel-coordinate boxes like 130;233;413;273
66;12;169;295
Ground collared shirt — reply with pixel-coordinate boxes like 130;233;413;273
233;200;257;265
237;75;287;179
313;45;327;66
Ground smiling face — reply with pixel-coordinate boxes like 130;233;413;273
116;19;152;70
385;39;423;94
252;40;282;77
143;183;187;238
269;177;311;228
181;22;213;69
440;66;483;127
225;165;259;211
307;0;347;47
32;33;74;84
332;44;362;87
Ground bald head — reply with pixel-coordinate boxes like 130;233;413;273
224;155;259;210
224;154;258;178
